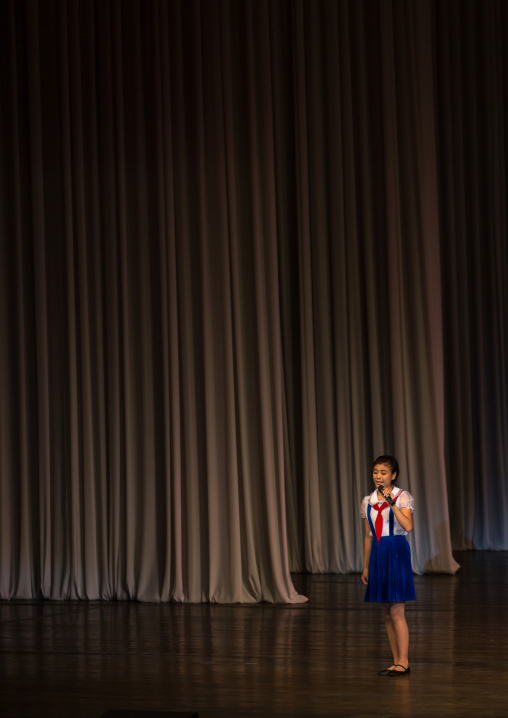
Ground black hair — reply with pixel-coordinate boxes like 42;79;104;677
373;455;399;481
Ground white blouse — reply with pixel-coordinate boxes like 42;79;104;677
360;486;414;537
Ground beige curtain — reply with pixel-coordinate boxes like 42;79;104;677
435;0;508;550
2;0;508;602
282;0;458;574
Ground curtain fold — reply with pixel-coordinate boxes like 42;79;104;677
1;0;507;602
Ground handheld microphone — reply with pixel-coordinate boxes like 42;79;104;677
380;488;395;506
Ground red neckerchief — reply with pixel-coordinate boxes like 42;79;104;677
374;491;401;542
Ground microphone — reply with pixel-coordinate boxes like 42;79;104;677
379;488;395;506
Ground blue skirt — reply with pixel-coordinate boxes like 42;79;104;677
364;535;416;603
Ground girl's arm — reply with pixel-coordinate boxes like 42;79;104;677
361;519;373;585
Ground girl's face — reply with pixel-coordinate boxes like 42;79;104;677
373;463;397;491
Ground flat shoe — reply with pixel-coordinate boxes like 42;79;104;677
378;667;394;676
388;665;410;676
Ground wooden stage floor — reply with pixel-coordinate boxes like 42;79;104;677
1;551;507;718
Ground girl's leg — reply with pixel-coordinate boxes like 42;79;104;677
382;603;399;669
389;602;409;670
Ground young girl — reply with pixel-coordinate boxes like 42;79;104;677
361;455;416;676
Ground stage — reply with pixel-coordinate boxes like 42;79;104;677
1;551;507;718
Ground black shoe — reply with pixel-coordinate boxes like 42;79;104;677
388;664;410;676
378;667;394;676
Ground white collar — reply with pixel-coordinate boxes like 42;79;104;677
369;486;402;504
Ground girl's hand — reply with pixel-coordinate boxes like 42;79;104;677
361;568;369;585
380;488;395;506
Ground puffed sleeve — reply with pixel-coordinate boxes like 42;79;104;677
397;490;415;512
360;495;370;519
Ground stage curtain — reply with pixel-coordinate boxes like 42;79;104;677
0;0;306;602
277;0;457;574
435;0;508;550
1;0;507;602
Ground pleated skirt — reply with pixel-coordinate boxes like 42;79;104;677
364;535;416;603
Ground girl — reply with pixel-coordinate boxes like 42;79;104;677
361;455;416;676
